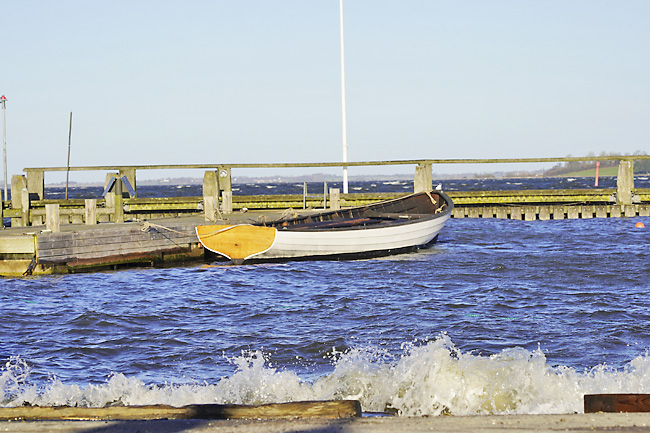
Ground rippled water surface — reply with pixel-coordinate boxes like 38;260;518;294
2;181;650;415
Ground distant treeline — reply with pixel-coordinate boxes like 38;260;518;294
544;151;650;176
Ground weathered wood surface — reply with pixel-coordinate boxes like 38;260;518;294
585;394;650;413
37;222;199;265
0;235;36;255
0;400;361;421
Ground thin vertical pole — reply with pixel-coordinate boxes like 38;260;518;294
339;0;349;194
65;112;72;200
1;96;7;202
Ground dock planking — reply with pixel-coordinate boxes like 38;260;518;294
0;220;206;276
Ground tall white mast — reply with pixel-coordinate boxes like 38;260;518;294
1;95;7;202
339;0;349;194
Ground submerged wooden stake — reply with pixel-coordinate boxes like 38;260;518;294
585;394;650;413
0;400;362;421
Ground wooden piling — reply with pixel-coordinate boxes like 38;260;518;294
119;168;137;197
204;196;217;222
222;191;233;214
85;199;97;225
581;205;594;219
202;170;219;222
414;163;432;193
617;161;634;205
45;203;60;232
20;188;30;226
524;206;536;221
538;206;550;221
567;207;579;219
25;169;45;201
113;177;124;224
330;188;341;210
495;207;508;219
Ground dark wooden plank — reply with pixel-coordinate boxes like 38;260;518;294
0;400;361;421
585;394;650;413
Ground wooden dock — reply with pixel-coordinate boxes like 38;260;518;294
1;157;649;276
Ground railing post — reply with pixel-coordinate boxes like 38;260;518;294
217;166;232;212
46;203;60;232
85;199;97;225
119;168;137;197
616;160;634;205
25;169;45;200
414;163;432;193
329;188;340;210
203;171;219;221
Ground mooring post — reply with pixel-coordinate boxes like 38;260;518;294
20;188;30;226
414;163;432;193
10;175;26;208
103;173;118;210
330;188;341;210
113;177;124;224
221;191;233;214
202;171;219;221
616;160;634;205
45;203;60;232
85;199;97;225
10;175;27;227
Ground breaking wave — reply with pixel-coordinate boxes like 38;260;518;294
3;335;650;416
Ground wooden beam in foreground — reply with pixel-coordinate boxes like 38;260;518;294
0;400;361;421
585;394;650;413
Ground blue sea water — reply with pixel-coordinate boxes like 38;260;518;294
1;179;650;415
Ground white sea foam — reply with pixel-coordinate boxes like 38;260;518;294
3;337;650;416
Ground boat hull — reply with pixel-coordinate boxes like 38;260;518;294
260;213;449;259
196;191;453;263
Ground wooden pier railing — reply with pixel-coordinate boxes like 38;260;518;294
2;156;649;228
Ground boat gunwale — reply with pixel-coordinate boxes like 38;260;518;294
258;191;454;232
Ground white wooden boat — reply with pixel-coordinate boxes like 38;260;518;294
196;190;453;264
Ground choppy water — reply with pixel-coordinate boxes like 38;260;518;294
2;180;650;416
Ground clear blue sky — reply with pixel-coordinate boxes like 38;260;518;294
2;0;649;182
